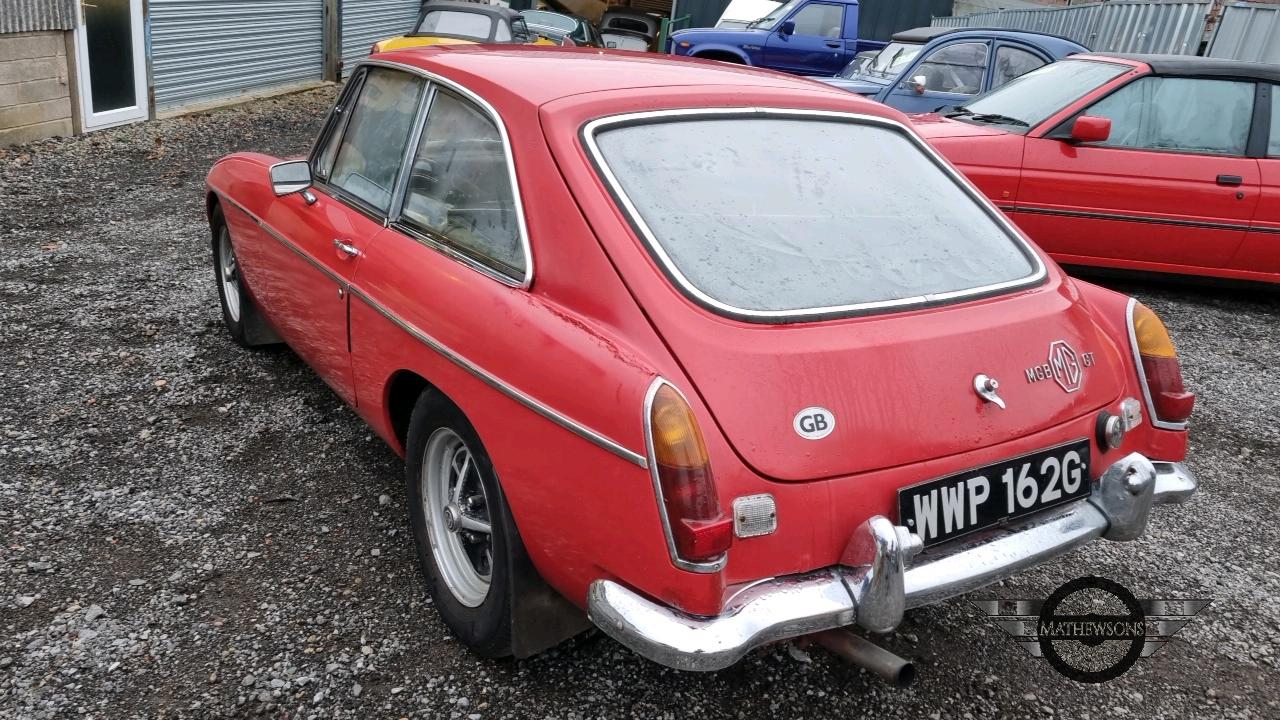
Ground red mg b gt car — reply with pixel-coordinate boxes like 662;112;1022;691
205;45;1198;674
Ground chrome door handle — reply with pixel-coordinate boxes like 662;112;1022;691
333;239;360;257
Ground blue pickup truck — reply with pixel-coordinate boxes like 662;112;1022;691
668;0;886;76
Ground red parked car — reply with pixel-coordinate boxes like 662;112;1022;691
911;54;1280;285
205;45;1198;675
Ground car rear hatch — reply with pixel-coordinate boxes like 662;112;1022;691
570;103;1125;482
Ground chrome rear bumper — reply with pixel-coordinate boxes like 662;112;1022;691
587;453;1197;671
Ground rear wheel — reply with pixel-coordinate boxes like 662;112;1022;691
406;391;516;657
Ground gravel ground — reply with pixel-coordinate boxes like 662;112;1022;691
1;86;1278;719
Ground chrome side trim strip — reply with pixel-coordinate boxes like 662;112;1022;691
1125;296;1187;431
350;285;647;467
581;107;1049;322
642;378;727;574
222;196;349;289
215;192;646;468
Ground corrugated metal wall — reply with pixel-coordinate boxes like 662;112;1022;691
150;0;325;111
933;1;1209;54
1208;2;1280;63
0;0;76;34
858;0;953;41
341;0;421;76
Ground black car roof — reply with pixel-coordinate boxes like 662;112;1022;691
890;26;959;43
1105;53;1280;83
418;1;519;21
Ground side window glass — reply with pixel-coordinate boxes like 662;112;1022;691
915;42;988;95
992;46;1045;89
328;68;425;212
1269;88;1279;157
790;3;842;38
1086;76;1253;156
401;90;525;276
314;70;365;181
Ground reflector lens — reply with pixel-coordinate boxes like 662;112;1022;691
649;384;731;563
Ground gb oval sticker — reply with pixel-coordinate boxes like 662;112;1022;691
793;407;835;440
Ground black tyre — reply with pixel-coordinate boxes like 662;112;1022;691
405;390;517;657
210;204;278;348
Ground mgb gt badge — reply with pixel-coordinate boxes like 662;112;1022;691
1026;340;1095;393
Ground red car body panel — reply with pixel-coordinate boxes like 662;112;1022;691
206;46;1189;620
913;54;1279;284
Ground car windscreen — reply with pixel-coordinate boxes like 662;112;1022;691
416;10;494;39
587;114;1041;319
748;0;801;30
957;59;1131;130
853;41;923;79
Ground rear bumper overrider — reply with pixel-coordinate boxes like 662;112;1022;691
587;452;1197;671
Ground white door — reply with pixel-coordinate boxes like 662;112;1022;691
74;0;148;131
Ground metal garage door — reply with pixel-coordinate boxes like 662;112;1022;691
150;0;325;111
342;0;422;76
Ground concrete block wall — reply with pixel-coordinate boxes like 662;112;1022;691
0;30;73;147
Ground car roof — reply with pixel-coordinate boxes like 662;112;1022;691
370;44;875;108
418;1;519;21
1097;53;1280;83
891;25;1088;53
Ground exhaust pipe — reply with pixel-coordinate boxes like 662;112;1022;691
811;629;917;688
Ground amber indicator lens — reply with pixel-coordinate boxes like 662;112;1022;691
649;384;732;562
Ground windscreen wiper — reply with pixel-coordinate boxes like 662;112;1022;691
967;113;1028;127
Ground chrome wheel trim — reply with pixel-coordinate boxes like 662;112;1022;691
217;227;242;323
422;427;493;607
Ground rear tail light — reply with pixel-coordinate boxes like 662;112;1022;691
370;42;382;54
646;380;732;569
1129;300;1194;426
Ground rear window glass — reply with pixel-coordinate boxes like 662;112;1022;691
589;115;1040;318
417;10;493;39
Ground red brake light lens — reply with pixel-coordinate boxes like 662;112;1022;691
1131;302;1194;424
648;383;732;564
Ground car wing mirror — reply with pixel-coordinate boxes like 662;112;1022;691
607;40;617;48
778;19;795;36
1069;115;1111;143
906;75;927;94
270;160;313;196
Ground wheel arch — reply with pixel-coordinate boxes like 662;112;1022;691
385;367;591;656
690;47;751;64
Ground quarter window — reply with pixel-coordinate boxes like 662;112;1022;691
915;42;988;95
327;68;425;213
1084;76;1255;156
790;3;842;38
991;46;1045;89
1269;88;1279;157
400;90;524;277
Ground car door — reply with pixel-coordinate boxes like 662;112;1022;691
885;40;989;113
763;2;848;76
1232;83;1280;276
1017;75;1261;273
263;66;427;406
